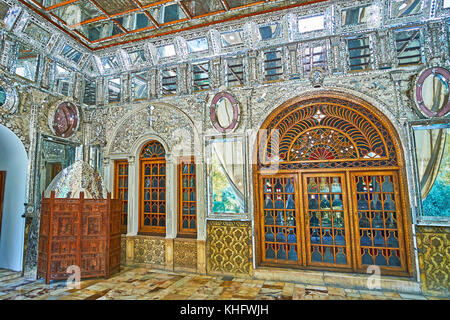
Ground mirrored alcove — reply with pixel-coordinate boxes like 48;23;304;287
411;123;450;223
34;135;81;209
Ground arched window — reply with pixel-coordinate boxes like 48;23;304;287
139;140;166;234
255;93;412;276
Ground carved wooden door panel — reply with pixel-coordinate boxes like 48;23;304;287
259;174;302;266
351;171;408;274
302;173;353;269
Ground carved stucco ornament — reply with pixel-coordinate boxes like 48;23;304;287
0;77;19;114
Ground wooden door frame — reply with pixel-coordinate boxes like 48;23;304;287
252;91;414;277
0;171;5;238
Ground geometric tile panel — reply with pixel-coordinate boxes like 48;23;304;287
174;240;197;270
416;226;450;297
207;220;252;276
133;236;165;266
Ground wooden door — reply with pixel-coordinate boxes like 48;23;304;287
350;171;408;274
259;174;302;266
114;160;129;234
302;173;353;269
0;171;5;237
178;157;197;236
139;159;166;234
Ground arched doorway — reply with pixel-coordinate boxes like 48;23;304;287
139;140;167;234
254;92;412;276
0;124;28;271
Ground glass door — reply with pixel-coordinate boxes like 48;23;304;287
351;172;407;273
140;160;166;234
302;173;352;269
260;175;301;265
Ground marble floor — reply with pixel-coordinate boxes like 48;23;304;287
0;267;444;300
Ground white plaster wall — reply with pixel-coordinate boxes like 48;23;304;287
0;124;28;271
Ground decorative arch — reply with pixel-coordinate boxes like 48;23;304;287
140;140;166;159
257;93;401;170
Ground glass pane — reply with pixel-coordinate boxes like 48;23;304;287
23;21;51;45
414;127;450;218
187;37;208;53
15;44;39;82
207;136;246;214
181;0;224;17
83;79;96;105
226;0;261;9
157;44;176;58
108;77;121;103
54;64;72;96
132;71;148;100
51;1;104;26
342;5;373;26
258;23;282;41
128;49;147;65
102;55;120;70
298;15;325;33
60;44;83;64
390;0;423;18
76;20;124;42
116;12;151;32
148;3;186;24
220;30;244;47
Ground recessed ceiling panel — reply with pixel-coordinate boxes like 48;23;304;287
181;0;225;17
93;0;138;16
50;1;104;26
225;0;263;9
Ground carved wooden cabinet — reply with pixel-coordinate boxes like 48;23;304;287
38;192;122;284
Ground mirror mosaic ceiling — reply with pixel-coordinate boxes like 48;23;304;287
19;0;327;49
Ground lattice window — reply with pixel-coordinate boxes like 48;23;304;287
178;157;197;235
264;48;283;81
347;36;371;71
261;175;299;263
114;160;128;234
226;57;244;87
301;44;326;75
140;141;166;234
353;173;404;268
161;67;177;95
394;28;423;66
192;61;210;91
108;77;121;103
83;79;96;105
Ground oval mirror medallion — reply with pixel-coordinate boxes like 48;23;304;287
415;67;450;118
210;92;240;133
51;102;80;138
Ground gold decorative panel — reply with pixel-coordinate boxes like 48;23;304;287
207;220;252;275
174;239;197;270
133;236;165;266
416;226;450;296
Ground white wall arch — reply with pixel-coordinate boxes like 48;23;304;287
0;124;28;271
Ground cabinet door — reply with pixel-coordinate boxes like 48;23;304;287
303;173;353;269
351;171;408;274
259;175;301;265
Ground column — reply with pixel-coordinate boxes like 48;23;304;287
127;155;138;236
